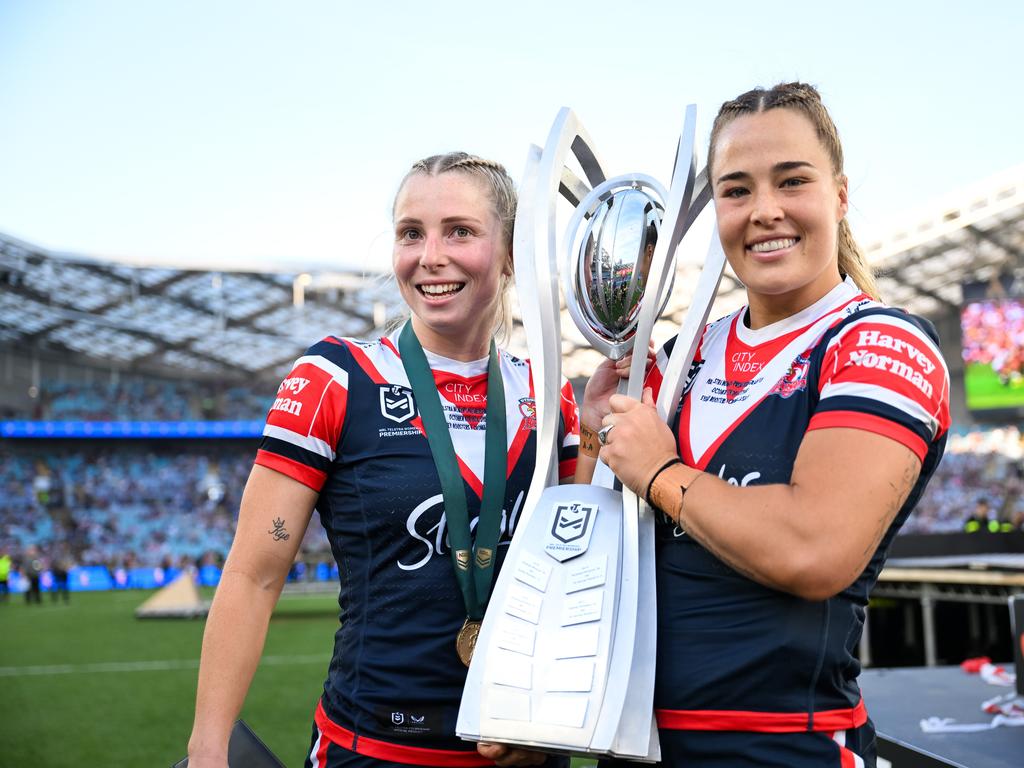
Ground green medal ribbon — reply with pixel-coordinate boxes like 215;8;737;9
398;322;506;621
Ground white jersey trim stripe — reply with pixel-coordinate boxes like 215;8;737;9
306;373;335;439
262;423;337;460
831;729;865;768
309;728;324;768
820;380;939;437
292;354;350;388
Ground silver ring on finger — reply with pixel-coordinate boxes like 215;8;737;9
597;423;614;445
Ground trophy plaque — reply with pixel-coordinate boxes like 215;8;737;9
457;106;727;760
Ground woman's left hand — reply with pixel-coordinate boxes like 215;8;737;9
600;388;678;497
476;741;548;766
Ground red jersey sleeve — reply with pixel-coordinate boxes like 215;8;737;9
255;351;349;491
558;377;581;481
810;313;950;461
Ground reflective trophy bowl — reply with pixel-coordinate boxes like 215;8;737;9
565;181;666;360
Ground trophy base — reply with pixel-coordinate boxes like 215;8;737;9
457;484;660;761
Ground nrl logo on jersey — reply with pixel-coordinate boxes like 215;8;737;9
544;501;598;562
380;385;416;423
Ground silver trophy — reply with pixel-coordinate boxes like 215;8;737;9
457;106;727;760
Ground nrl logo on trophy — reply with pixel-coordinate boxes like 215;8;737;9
457;105;727;760
545;501;597;561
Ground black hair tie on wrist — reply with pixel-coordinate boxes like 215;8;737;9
645;457;683;507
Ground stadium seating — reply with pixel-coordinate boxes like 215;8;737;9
1;443;330;570
1;424;1020;587
12;378;273;421
904;426;1024;534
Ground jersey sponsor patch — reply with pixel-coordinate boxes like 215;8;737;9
434;369;488;429
265;356;348;443
831;321;942;403
684;308;852;463
818;314;950;445
372;704;446;736
397;488;528;571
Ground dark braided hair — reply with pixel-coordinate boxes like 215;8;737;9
708;83;879;300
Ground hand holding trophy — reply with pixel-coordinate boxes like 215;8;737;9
457;106;727;760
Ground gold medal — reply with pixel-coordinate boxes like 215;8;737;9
456;617;482;667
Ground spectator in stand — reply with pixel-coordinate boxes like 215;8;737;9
23;546;43;604
964;498;995;533
0;548;10;602
50;552;70;602
906;425;1023;535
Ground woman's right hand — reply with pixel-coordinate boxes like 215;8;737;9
477;741;548;766
580;342;655;428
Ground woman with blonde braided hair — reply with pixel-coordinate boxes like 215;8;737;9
189;152;578;768
580;84;951;766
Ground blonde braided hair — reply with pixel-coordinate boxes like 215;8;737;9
708;82;880;300
393;151;517;342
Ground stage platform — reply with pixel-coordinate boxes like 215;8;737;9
868;556;1024;667
860;665;1021;768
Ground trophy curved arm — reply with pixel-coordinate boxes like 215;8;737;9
516;108;605;513
513;143;551;512
654;222;727;422
624;105;701;398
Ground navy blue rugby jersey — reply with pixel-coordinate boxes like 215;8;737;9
645;279;950;733
255;329;579;754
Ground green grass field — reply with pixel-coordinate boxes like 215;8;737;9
1;589;597;767
964;361;1024;410
1;588;338;767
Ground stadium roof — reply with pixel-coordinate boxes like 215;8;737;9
1;164;1022;381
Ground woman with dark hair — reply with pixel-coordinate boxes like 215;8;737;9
580;83;951;767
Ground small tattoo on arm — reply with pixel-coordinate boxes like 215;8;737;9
268;517;291;541
862;453;920;559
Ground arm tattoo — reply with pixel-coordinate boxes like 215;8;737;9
862;452;920;559
268;517;291;542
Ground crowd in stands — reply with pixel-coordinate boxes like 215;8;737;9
902;425;1024;534
0;443;331;572
14;379;274;421
0;424;1021;581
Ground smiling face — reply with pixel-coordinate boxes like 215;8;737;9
712;108;849;328
392;171;511;360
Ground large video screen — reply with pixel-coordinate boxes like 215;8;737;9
961;292;1024;413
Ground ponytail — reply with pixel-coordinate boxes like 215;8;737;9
837;218;880;300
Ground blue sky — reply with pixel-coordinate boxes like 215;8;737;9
1;1;1021;274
